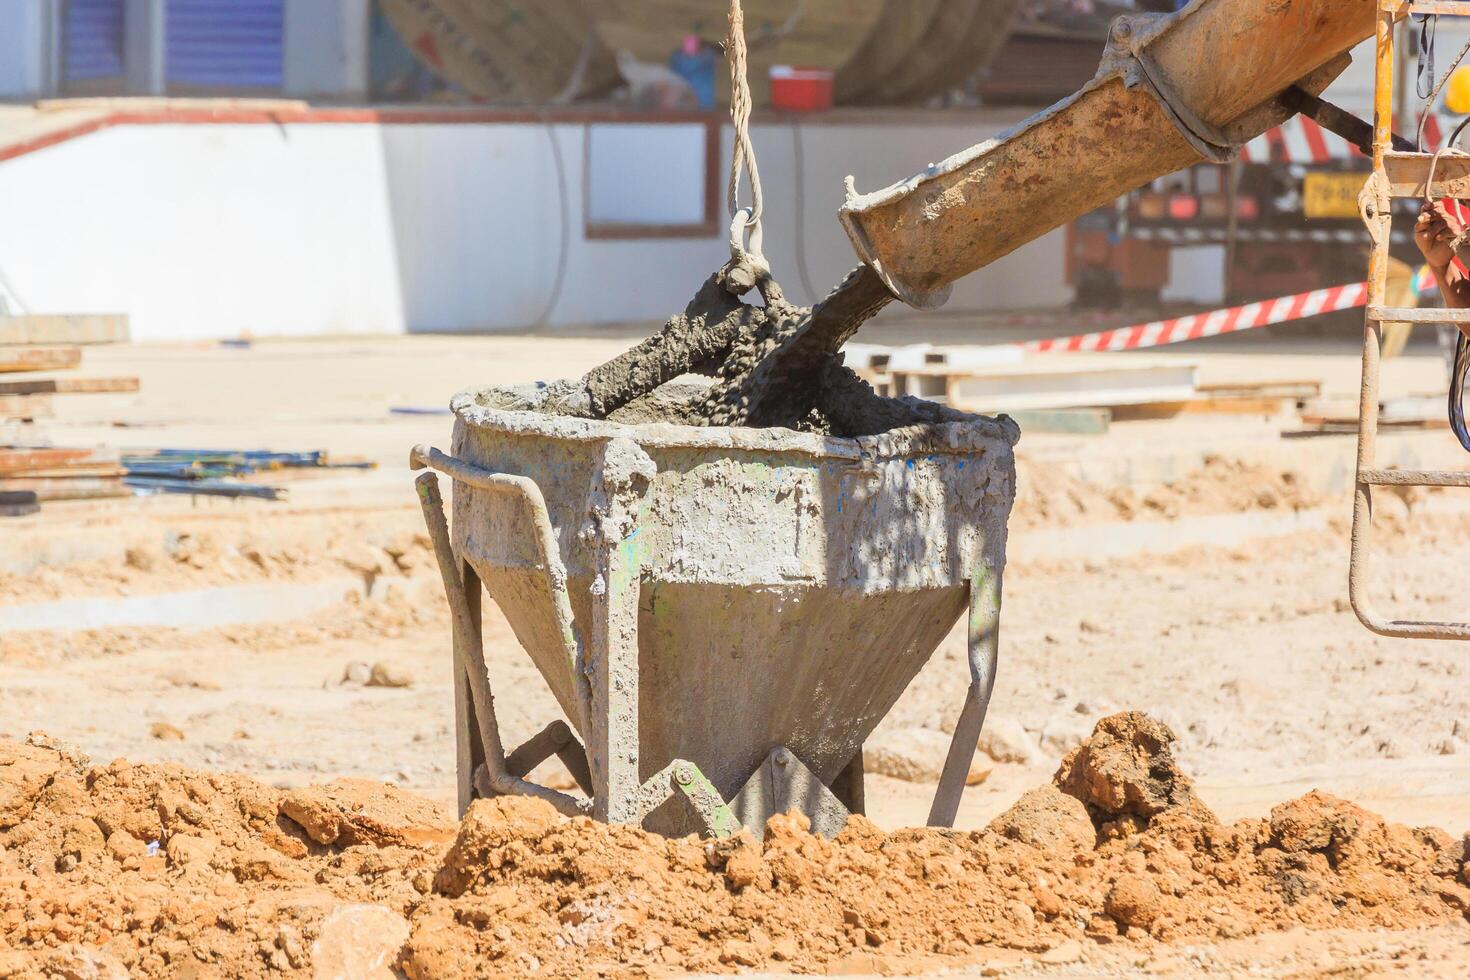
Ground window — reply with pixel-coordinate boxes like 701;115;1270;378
584;121;719;239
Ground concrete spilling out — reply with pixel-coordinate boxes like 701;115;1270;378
556;265;960;435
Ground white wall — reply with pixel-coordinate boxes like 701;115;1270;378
0;123;403;339
0;113;1069;340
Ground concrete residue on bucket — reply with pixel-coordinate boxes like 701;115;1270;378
3;715;1467;977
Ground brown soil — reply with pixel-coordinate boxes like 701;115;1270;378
3;714;1466;978
1012;454;1325;530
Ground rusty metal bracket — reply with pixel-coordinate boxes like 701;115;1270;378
629;759;740;838
1102;13;1238;163
1099;12;1354;165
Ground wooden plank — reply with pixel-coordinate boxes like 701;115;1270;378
1000;408;1111;435
0;314;129;346
0;447;97;473
0;376;138;396
938;361;1200;412
0;347;80;374
1111;397;1291;421
1384;151;1470;199
1367;305;1470;324
0;477;130;501
0;394;53;420
0;464;126;480
1298;415;1449;431
1196;379;1322;399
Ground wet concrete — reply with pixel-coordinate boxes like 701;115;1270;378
568;264;965;437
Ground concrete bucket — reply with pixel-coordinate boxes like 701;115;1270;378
411;383;1016;838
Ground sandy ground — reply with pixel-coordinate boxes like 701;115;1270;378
3;328;1469;974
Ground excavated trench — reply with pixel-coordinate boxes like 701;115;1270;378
559;264;973;436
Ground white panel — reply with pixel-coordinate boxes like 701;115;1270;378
1161;245;1226;305
586;124;705;226
0;123;403;340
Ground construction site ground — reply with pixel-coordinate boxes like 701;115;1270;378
3;319;1469;976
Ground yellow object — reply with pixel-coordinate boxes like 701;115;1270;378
1446;65;1470;115
1380;255;1416;360
1303;171;1366;219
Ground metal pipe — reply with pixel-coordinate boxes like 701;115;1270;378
1350;3;1396;638
415;470;590;818
927;568;1002;827
504;719;595;795
410;443;593;738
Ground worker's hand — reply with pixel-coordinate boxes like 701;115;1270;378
1416;200;1464;267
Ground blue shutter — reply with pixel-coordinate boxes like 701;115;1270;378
63;0;126;84
165;0;284;91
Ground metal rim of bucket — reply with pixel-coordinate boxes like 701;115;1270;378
451;384;1020;461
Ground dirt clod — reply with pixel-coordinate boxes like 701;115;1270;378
148;722;185;742
279;779;453;848
366;662;413;689
1053;711;1208;828
987;785;1095;851
1106;872;1164;929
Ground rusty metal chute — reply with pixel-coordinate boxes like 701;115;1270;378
839;0;1377;308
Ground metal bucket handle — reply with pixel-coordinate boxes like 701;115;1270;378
410;445;594;818
411;443;742;837
410;444;590;726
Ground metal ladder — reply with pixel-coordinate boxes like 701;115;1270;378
1352;0;1470;637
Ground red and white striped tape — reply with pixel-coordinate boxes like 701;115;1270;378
1023;282;1368;354
1239;113;1444;165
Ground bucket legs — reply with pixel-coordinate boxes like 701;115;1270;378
453;559;484;814
414;468;589;819
587;527;644;823
927;567;1002;828
582;438;656;823
412;443;736;837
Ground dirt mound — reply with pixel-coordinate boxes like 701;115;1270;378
1013;454;1322;529
2;717;1467;978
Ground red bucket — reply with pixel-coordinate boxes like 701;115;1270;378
769;65;834;112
